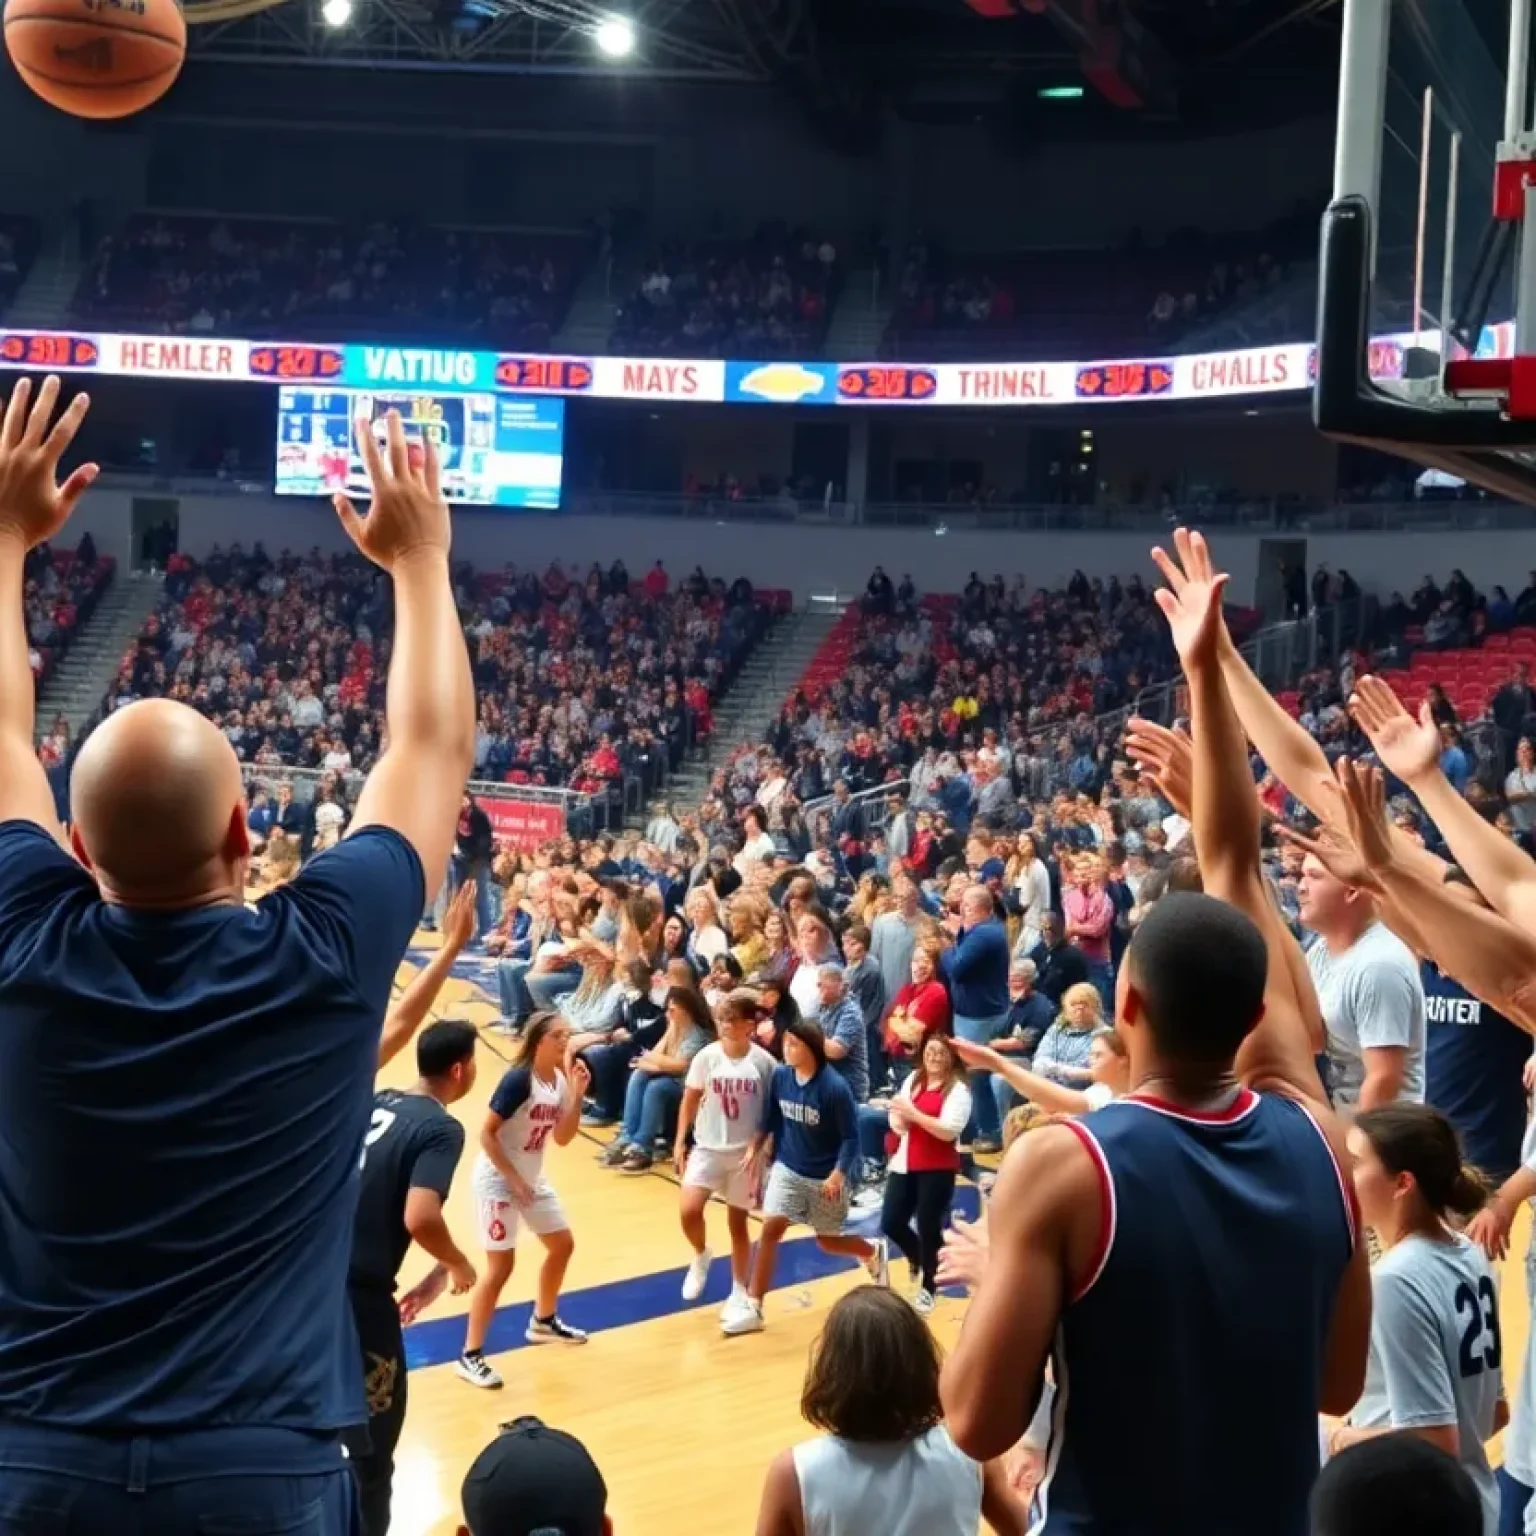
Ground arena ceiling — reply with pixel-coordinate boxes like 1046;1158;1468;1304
178;0;1371;139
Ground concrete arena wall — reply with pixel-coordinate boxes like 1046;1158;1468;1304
67;489;1530;610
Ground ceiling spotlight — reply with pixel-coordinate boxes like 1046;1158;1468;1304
321;0;353;27
594;13;635;56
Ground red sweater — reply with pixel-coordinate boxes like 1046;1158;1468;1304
905;1082;961;1173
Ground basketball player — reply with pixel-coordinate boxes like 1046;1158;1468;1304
459;1012;591;1387
0;389;472;1532
347;1019;480;1536
940;534;1371;1532
673;989;776;1311
723;1017;888;1337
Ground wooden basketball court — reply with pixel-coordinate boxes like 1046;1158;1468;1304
379;933;1533;1536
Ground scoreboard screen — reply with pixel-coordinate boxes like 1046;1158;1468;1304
274;387;564;509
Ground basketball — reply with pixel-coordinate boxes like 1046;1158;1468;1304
4;0;185;120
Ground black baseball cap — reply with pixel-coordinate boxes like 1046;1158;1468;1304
461;1416;608;1536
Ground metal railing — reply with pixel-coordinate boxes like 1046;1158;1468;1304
83;468;1534;535
802;778;910;845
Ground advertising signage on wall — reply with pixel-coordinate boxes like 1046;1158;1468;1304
0;322;1513;410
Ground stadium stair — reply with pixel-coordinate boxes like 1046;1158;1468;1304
10;249;86;329
824;270;890;358
35;569;163;743
553;257;621;355
638;601;847;825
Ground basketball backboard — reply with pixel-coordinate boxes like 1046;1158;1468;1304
1314;0;1536;501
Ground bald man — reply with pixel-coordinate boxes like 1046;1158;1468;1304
0;384;474;1534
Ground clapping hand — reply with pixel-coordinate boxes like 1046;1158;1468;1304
0;376;98;551
936;1213;990;1292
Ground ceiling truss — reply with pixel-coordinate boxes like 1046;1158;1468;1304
185;0;807;79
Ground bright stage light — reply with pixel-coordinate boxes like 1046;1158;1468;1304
594;13;635;56
321;0;353;26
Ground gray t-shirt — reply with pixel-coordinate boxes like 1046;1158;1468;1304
1507;768;1536;833
1350;1232;1502;1535
1306;922;1425;1110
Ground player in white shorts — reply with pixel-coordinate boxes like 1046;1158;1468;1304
457;1011;590;1388
674;990;778;1314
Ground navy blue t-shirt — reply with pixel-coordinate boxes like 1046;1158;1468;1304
1422;961;1531;1184
0;819;424;1431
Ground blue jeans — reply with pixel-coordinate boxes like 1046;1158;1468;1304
621;1070;683;1148
866;1020;889;1092
582;1039;637;1120
991;1071;1019;1130
496;957;533;1020
1084;957;1114;1017
954;1011;1010;1143
857;1103;890;1174
0;1421;358;1535
526;967;579;1014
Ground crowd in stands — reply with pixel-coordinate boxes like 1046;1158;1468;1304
302;542;1536;1532
0;215;37;314
611;226;841;358
24;531;112;695
101;547;774;845
74;215;587;347
885;204;1318;361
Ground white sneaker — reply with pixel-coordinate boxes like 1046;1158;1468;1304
720;1297;765;1336
719;1284;748;1323
455;1351;503;1388
682;1247;713;1301
863;1237;890;1288
912;1288;935;1317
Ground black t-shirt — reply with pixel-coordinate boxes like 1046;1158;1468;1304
350;1088;466;1294
0;820;423;1432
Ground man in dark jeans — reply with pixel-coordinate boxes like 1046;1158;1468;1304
346;1021;480;1534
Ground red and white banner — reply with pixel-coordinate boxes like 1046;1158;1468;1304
483;798;566;850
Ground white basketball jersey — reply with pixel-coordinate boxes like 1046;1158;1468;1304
686;1042;777;1152
475;1065;566;1187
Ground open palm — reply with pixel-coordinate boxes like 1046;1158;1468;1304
1150;527;1229;668
1349;676;1441;785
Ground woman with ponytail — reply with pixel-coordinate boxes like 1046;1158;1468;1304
1324;1103;1504;1534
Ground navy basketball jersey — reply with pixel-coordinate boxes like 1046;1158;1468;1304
1037;1089;1356;1536
1422;962;1531;1184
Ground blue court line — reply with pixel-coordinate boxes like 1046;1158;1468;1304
403;1184;982;1370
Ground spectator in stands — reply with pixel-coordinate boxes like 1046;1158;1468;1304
938;885;1009;1153
600;985;714;1172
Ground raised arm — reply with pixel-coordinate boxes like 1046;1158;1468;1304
1151;529;1327;1103
1301;758;1536;1034
377;881;475;1069
1352;674;1536;934
338;412;475;902
0;377;97;835
950;1037;1092;1115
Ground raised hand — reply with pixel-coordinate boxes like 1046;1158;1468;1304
1333;757;1396;876
1349;676;1442;786
1124;717;1194;819
0;376;98;550
442;880;476;953
1275;818;1380;893
1150;527;1229;669
332;411;451;570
